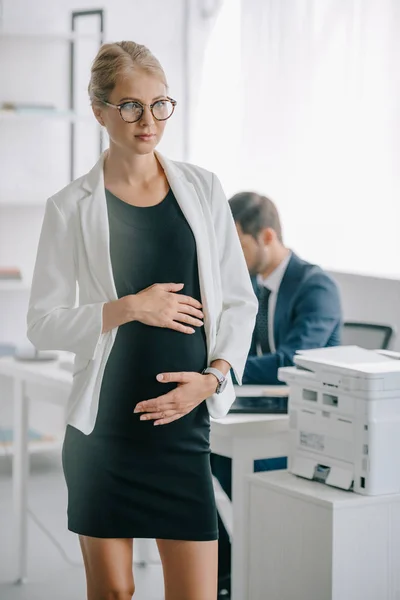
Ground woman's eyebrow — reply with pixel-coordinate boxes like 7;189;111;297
118;95;166;103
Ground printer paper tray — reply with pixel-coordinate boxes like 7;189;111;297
291;455;354;490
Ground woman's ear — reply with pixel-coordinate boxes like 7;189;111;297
92;104;105;127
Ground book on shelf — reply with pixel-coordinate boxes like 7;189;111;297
0;427;56;446
0;267;22;280
0;102;57;112
0;344;16;357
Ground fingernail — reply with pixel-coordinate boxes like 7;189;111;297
134;407;140;413
140;416;147;421
156;374;164;381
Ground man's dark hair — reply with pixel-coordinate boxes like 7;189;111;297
229;192;283;243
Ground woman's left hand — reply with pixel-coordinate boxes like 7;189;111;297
134;371;218;426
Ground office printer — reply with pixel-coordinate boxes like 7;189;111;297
278;346;400;495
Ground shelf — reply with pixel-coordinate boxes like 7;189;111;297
27;436;63;455
0;281;30;292
0;433;63;457
0;109;94;122
0;32;102;42
0;201;46;208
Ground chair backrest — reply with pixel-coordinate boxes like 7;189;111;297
342;321;395;350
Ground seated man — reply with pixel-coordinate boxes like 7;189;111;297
212;191;342;597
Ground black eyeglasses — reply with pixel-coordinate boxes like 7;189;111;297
102;97;177;123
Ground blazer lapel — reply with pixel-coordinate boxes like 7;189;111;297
156;152;216;348
251;276;260;298
274;253;303;346
79;153;118;302
248;277;260;355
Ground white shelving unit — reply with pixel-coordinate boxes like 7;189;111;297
0;13;104;453
0;16;104;207
0;434;64;457
0;109;93;122
0;15;103;244
0;198;46;207
0;31;101;42
25;436;64;454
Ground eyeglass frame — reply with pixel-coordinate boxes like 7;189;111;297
101;96;177;123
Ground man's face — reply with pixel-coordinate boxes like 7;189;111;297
235;224;269;276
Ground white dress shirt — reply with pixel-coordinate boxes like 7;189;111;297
257;251;292;354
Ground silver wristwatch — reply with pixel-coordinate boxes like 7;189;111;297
202;367;228;394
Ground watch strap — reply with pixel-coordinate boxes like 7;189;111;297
202;367;226;393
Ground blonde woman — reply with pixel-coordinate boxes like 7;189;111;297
27;41;257;600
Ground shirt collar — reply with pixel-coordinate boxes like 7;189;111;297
257;251;292;293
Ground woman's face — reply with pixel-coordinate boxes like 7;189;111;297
94;70;169;155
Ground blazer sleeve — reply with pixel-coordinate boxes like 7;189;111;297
243;272;342;384
208;173;258;383
27;197;105;359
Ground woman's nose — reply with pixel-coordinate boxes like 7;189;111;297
140;105;155;126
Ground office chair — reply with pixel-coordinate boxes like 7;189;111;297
342;321;395;350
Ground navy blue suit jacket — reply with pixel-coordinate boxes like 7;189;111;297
243;253;342;385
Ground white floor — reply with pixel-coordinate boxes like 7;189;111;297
0;451;165;600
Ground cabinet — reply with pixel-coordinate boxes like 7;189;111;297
246;470;400;600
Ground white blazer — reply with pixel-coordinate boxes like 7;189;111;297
27;151;258;435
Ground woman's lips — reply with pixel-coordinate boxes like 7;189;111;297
136;134;156;141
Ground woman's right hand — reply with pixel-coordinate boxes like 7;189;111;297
127;283;204;334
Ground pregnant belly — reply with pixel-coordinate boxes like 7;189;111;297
95;321;209;431
101;321;208;395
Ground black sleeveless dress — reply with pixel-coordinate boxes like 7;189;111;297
62;188;218;541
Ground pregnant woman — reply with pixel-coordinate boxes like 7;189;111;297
27;41;257;600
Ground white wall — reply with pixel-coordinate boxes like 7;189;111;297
238;0;400;281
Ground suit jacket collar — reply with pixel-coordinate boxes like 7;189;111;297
251;251;299;295
279;252;306;291
257;251;292;294
273;252;305;342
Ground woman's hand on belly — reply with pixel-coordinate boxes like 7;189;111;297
128;283;204;334
133;371;218;426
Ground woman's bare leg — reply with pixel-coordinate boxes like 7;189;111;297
79;536;135;600
156;539;218;600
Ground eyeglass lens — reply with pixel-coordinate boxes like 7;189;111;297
120;100;174;122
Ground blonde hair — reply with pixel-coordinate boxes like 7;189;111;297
88;41;168;104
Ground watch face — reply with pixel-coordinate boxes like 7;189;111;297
218;377;228;394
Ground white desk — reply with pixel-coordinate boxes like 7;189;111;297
233;384;289;398
0;356;290;599
0;356;71;584
211;411;289;600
